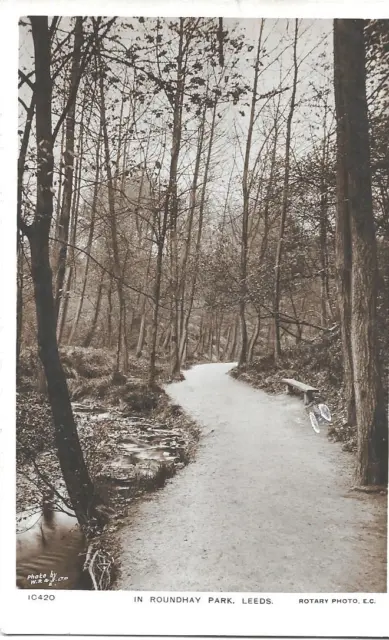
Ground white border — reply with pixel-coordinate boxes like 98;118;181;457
1;1;388;637
1;590;389;635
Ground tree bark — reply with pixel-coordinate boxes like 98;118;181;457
168;18;185;379
334;20;357;428
239;23;263;367
54;18;83;321
273;19;299;363
334;19;388;485
27;17;99;528
98;49;128;371
149;21;187;384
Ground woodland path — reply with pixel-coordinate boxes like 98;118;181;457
116;363;386;592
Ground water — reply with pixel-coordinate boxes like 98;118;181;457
16;510;87;589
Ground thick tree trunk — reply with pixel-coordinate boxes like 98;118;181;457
29;234;98;526
28;17;99;528
334;20;357;428
334;19;388;485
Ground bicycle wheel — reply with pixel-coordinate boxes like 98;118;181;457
309;410;320;434
318;403;332;422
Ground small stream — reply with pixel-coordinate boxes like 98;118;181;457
16;509;86;589
16;400;193;589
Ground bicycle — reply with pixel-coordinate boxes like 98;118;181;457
305;400;332;434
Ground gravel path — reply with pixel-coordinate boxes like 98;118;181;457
115;363;387;592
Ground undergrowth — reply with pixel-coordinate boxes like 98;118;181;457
231;330;357;452
16;346;199;590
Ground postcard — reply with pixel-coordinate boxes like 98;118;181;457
0;1;388;636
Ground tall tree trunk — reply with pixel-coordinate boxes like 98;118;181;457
68;125;101;344
239;23;264;367
54;17;83;321
179;100;218;362
58;87;92;344
168;18;185;379
319;104;329;328
334;19;388;485
27;17;99;528
98;50;128;371
178;107;206;343
134;173;154;358
273;19;299;363
334;20;357;428
57;115;85;344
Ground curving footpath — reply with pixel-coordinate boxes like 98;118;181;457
115;363;387;592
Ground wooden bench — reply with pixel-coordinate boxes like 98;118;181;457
282;378;318;406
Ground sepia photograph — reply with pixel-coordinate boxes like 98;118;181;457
6;7;389;630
